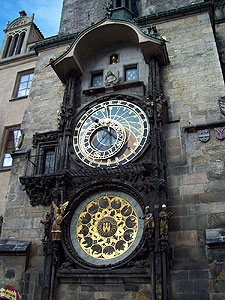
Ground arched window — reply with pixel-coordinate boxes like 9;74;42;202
3;36;12;58
16;32;25;54
9;34;19;56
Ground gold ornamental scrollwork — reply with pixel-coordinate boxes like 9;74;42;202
76;195;138;260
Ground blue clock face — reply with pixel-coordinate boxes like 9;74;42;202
73;100;150;168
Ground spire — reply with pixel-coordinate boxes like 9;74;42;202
19;10;27;17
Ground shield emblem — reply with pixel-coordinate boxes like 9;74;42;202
215;127;225;140
198;129;210;142
219;98;225;116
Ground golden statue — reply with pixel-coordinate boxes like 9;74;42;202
111;54;118;64
51;201;69;240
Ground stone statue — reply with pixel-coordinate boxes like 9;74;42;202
159;204;172;238
51;201;69;241
140;206;155;237
104;71;119;86
105;1;113;17
40;212;51;240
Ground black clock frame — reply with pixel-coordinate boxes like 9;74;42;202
69;94;152;168
61;181;146;270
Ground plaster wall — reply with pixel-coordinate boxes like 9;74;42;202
82;42;147;91
0;56;37;218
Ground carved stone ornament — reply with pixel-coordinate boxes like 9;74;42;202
141;92;168;122
219;97;225;116
104;71;119;86
57;105;74;132
215;127;225;140
8;17;30;29
19;174;68;206
33;131;60;147
198;129;210;142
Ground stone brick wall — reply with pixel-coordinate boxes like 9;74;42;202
138;0;204;16
149;11;225;299
57;282;153;300
59;0;107;35
59;0;205;36
215;22;225;78
153;12;224;125
21;47;66;149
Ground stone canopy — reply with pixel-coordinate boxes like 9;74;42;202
51;18;169;83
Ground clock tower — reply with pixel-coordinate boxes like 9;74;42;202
21;12;170;299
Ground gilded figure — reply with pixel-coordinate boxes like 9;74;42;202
52;201;69;240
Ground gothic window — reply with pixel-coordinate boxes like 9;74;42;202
124;65;138;81
2;31;26;58
1;127;21;168
41;148;56;174
91;71;103;87
10;34;19;56
14;70;34;98
3;36;12;58
16;32;25;54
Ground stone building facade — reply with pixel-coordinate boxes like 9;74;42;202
0;11;43;222
0;1;225;300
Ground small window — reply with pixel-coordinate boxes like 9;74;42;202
91;72;103;87
125;65;138;81
15;71;34;98
1;128;22;168
41;148;55;174
116;0;122;7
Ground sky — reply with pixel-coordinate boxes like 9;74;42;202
0;0;64;46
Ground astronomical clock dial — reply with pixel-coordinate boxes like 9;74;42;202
70;191;144;267
73;100;150;168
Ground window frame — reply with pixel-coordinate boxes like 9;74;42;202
1;126;21;169
124;64;138;82
35;142;57;175
90;70;104;88
12;69;34;100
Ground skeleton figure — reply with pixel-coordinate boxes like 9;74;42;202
40;212;51;240
159;204;172;238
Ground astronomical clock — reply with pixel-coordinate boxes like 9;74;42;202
62;96;153;269
73;99;150;168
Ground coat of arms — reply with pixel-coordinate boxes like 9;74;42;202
198;129;210;142
215;127;225;140
219;97;225;116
